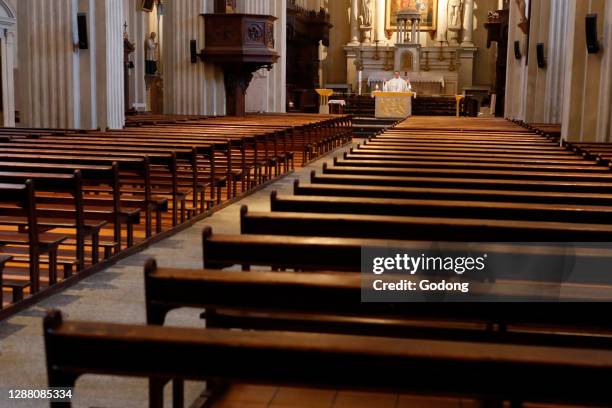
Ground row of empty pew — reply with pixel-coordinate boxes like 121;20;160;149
44;116;612;407
0;114;351;315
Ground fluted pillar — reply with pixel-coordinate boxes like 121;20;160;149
375;0;386;43
461;0;475;46
125;0;147;111
349;0;359;44
436;0;448;45
17;0;77;128
163;0;225;115
243;0;287;113
596;1;612;141
95;0;124;129
1;29;16;127
543;0;569;124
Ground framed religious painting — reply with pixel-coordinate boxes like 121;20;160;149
386;0;438;31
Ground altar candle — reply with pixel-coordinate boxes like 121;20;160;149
358;70;363;95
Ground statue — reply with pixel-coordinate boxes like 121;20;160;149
448;0;463;29
359;0;373;43
145;32;158;75
359;0;373;27
515;0;529;34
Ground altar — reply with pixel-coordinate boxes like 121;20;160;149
372;91;413;118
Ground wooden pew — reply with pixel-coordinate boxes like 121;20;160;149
0;143;191;226
0;254;13;306
43;309;612;408
321;162;612;182
310;171;612;194
294;179;612;206
333;156;607;173
269;191;612;224
344;151;596;166
0;161;140;250
144;261;612;340
202;227;612;283
0;171;108;271
241;205;612;242
0;153;163;237
0;181;66;296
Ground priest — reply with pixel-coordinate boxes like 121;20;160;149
383;71;412;92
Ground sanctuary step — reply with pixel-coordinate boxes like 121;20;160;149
412;96;457;116
344;95;375;117
352;117;398;138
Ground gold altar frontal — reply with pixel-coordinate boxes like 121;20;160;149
372;91;414;119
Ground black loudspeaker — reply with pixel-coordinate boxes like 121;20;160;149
586;14;600;54
77;13;89;50
514;41;522;59
190;40;198;63
536;43;546;68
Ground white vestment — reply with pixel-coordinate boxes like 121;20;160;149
383;77;412;92
145;38;157;61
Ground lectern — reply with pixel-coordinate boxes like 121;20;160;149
372;91;413;119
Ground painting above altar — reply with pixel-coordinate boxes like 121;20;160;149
386;0;437;31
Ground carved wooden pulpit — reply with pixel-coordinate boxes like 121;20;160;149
200;14;279;116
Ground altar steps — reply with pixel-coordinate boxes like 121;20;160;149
352;117;398;138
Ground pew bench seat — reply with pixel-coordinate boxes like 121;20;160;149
2;278;31;303
0;231;67;248
44;310;612;407
241;207;612;241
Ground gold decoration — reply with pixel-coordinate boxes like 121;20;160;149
386;0;438;32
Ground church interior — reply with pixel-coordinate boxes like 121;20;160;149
0;0;612;407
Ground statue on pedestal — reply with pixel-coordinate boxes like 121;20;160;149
447;0;463;45
448;0;463;28
359;0;373;43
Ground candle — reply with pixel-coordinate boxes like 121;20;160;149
358;70;363;95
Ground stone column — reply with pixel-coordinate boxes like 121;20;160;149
596;0;612;141
350;0;360;44
95;0;124;129
543;0;569;124
1;29;16;126
244;0;287;113
436;0;448;45
461;0;475;46
375;0;386;43
17;0;76;128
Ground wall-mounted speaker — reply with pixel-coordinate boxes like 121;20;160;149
586;14;600;54
514;41;522;59
190;40;198;63
77;13;89;50
536;43;546;68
